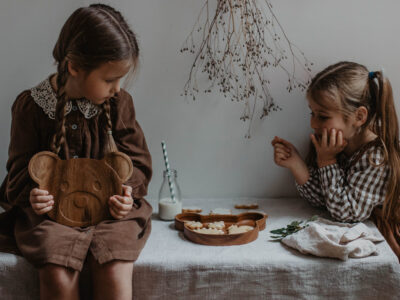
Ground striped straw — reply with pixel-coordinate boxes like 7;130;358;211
161;141;176;203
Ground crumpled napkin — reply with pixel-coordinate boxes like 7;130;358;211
281;217;384;260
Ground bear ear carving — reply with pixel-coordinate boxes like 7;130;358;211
103;152;133;182
28;151;60;185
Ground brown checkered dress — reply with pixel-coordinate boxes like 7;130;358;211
296;139;389;222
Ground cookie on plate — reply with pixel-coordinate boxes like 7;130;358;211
193;228;225;235
228;225;254;234
207;221;225;230
182;207;203;213
234;203;259;209
185;221;203;230
210;208;232;215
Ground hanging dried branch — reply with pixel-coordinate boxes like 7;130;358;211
180;0;312;138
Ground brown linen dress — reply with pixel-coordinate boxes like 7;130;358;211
0;76;153;271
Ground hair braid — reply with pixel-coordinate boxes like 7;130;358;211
51;59;69;157
102;99;118;153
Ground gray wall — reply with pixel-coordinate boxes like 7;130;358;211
1;0;399;200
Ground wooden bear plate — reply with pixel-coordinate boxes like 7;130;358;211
28;151;133;227
175;212;268;246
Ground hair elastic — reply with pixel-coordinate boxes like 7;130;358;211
107;130;113;135
368;71;375;79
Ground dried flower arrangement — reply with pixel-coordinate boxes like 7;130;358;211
180;0;312;137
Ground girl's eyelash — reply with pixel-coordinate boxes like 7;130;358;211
310;112;329;119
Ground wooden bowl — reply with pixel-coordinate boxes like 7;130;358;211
175;212;268;246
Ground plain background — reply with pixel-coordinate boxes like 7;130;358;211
0;0;399;201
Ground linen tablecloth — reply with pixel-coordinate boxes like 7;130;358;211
1;198;400;299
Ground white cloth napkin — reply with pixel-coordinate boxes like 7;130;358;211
281;217;384;260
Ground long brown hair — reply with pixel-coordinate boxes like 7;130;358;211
306;61;400;221
51;3;139;156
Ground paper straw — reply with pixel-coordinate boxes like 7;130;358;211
161;141;176;203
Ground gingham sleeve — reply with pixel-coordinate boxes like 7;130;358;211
318;145;389;222
296;167;325;208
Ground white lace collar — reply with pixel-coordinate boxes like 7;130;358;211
30;76;101;120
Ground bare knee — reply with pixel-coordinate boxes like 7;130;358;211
90;260;134;300
39;264;79;299
93;259;133;282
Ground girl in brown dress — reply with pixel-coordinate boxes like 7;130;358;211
0;4;152;299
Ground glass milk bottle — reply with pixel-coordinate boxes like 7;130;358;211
158;169;182;220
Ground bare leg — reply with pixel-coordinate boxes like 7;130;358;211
39;264;80;300
89;254;134;300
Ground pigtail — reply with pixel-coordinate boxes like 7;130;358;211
51;59;70;159
102;100;118;153
373;72;400;221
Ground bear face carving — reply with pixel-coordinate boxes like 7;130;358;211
28;151;133;227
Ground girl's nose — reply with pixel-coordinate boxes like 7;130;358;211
112;81;121;94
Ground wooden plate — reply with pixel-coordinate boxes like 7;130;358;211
175;212;268;246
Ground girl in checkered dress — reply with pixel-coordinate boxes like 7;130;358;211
272;61;400;259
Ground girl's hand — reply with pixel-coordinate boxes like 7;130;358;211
271;136;309;184
29;188;54;215
109;184;134;219
271;136;303;170
311;128;347;168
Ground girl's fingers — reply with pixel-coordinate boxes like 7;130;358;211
275;148;290;159
122;185;132;197
35;204;54;215
114;195;133;205
321;128;328;147
109;196;132;211
271;136;280;146
329;128;336;147
109;206;122;219
31;188;50;196
33;195;54;203
110;205;126;219
32;200;54;210
310;134;319;149
276;138;293;149
275;153;289;162
337;130;343;146
274;143;291;155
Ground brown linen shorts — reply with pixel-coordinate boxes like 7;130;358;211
14;198;152;271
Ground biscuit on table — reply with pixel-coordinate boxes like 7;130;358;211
234;203;259;209
182;207;203;213
209;208;232;215
193;228;224;235
228;225;254;234
207;221;225;230
185;221;203;230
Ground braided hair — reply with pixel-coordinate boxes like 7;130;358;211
51;4;139;156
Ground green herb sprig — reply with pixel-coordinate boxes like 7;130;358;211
270;215;318;241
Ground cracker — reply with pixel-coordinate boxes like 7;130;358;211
228;225;254;234
185;221;203;230
193;228;224;235
207;221;225;230
182;207;203;213
209;208;232;215
234;203;259;209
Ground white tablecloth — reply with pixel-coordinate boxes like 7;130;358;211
1;198;400;299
